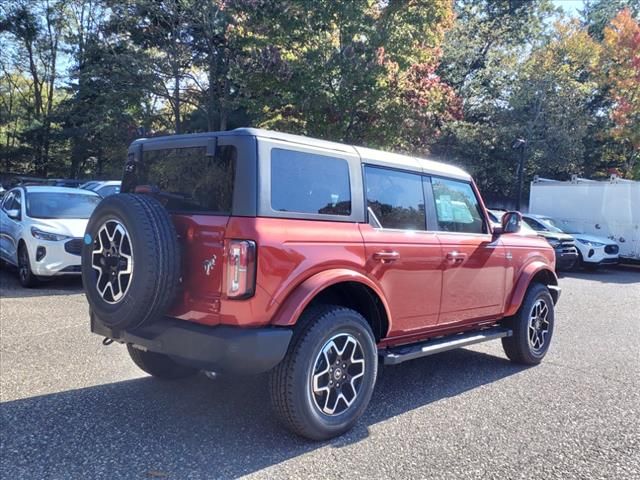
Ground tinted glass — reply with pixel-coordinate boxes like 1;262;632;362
12;191;21;211
26;193;100;219
271;149;351;216
365;166;426;230
2;192;15;210
523;217;545;231
432;178;485;233
539;217;564;233
141;146;236;214
97;185;120;197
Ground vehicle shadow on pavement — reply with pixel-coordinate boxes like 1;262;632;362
0;349;527;479
0;268;83;298
559;267;639;285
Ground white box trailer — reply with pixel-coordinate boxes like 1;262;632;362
529;175;640;261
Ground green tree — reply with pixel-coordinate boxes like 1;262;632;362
433;0;556;202
1;0;67;175
107;0;200;134
244;0;457;153
508;21;602;180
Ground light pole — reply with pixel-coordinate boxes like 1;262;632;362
512;138;527;211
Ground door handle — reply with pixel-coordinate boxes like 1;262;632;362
446;251;467;264
373;251;400;263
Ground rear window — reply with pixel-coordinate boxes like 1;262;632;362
270;148;351;216
140;146;236;214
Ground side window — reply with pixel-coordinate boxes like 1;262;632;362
98;186;120;197
431;178;485;234
3;191;22;220
2;192;15;211
365;166;426;230
271;148;351;216
523;218;542;231
13;191;21;212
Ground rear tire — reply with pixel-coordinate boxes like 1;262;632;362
502;283;555;365
18;245;38;288
127;344;198;380
269;305;378;441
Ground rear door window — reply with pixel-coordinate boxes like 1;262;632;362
271;148;351;216
364;166;426;230
140;146;236;214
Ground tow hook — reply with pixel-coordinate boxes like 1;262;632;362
102;337;114;346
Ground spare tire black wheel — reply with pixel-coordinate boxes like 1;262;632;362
81;194;181;330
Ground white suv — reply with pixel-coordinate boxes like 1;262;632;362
523;214;619;270
0;186;101;286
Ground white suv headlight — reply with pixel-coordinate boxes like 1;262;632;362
577;238;605;247
31;227;70;242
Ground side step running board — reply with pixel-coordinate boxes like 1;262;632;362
380;327;512;365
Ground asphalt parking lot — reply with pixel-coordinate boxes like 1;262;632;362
1;266;639;479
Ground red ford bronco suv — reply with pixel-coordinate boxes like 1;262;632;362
82;128;560;440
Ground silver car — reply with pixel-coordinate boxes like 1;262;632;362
0;186;101;287
80;180;121;198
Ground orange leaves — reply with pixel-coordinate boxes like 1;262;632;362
600;8;640;146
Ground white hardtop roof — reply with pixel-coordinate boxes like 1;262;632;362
132;128;472;181
353;145;471;181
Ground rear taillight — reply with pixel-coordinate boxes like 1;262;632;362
226;240;256;299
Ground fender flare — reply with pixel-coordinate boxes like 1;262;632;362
270;268;392;332
504;261;558;317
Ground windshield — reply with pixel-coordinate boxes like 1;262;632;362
26;192;101;219
538;217;565;233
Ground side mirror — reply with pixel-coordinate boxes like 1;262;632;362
6;209;20;220
500;211;522;234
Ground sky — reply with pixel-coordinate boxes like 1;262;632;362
552;0;585;17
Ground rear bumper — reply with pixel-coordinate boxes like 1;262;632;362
91;312;293;375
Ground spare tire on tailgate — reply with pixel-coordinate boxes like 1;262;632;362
81;194;181;330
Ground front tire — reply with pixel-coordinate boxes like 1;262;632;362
269;305;378;440
127;344;199;380
502;283;555;365
18;245;38;288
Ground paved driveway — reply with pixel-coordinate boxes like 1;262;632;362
1;266;638;479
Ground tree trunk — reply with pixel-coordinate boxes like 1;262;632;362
220;76;229;131
207;55;217;131
174;71;181;134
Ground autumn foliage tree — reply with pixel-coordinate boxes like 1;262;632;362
598;8;640;177
244;0;459;155
1;0;640;188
